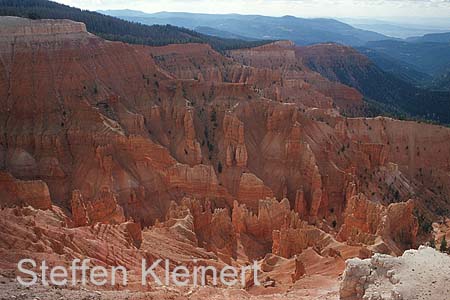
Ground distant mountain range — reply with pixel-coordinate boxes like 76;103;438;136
407;32;450;43
99;10;391;46
339;18;450;39
100;9;450;89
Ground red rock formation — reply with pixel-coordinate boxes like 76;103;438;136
228;41;363;110
70;190;89;226
0;206;144;279
222;113;248;168
1;17;450;299
272;226;324;258
338;187;419;254
120;221;143;248
162;198;237;260
158;200;199;245
236;173;274;210
294;188;306;218
0;171;51;210
291;255;306;283
295;43;373;84
337;187;384;245
232;198;304;259
379;200;419;253
70;187;125;226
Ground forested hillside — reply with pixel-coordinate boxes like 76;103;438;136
364;40;450;76
297;44;450;124
0;0;272;51
101;10;390;46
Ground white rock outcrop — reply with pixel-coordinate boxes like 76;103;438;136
340;246;450;300
0;16;88;42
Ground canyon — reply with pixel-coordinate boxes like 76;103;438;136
0;16;450;300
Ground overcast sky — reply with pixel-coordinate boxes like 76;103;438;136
54;0;450;18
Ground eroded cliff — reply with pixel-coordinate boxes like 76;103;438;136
1;17;449;300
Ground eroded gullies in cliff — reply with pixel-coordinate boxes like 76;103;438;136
1;16;450;300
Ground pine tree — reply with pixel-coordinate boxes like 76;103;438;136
440;236;447;253
429;238;436;249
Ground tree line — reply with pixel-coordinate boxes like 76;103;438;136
0;0;272;51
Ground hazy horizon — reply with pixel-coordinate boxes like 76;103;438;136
54;0;450;20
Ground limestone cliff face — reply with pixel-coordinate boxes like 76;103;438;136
229;41;298;70
0;16;87;41
148;43;227;82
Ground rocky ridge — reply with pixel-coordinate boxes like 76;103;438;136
340;246;450;300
